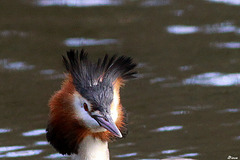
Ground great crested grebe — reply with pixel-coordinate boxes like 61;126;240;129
46;49;136;160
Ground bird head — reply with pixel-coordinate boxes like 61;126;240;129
71;71;122;138
46;49;136;155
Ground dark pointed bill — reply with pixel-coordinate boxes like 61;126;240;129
93;115;122;138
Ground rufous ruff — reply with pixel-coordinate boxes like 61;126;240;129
46;49;136;160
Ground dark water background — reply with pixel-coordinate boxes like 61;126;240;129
0;0;240;159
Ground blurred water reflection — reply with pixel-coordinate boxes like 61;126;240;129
64;38;118;47
34;141;49;146
0;59;34;70
40;69;56;75
167;22;240;35
213;42;240;49
141;0;171;7
152;126;183;132
45;153;69;159
170;110;190;115
0;146;26;153
22;129;46;137
167;26;199;34
207;0;240;5
0;30;27;37
0;150;42;158
114;152;138;158
1;0;240;159
0;129;11;133
36;0;121;7
183;72;240;86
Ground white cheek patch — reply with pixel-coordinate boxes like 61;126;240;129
111;89;119;123
73;93;105;132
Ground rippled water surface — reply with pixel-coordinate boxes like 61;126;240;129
1;0;240;159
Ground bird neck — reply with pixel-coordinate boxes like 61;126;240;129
71;135;109;160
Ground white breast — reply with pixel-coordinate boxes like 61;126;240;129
71;136;109;160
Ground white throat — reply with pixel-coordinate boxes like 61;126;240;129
71;136;109;160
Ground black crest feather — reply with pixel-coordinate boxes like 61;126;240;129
62;49;137;108
62;49;136;83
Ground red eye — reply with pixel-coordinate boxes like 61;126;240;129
83;103;88;112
